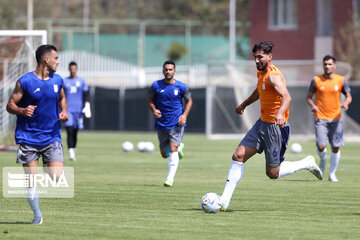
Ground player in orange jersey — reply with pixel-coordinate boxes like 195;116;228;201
220;41;323;211
306;55;352;182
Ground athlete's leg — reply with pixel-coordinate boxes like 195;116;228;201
66;127;76;160
23;160;43;224
329;147;340;182
328;120;343;182
221;145;257;210
315;119;329;174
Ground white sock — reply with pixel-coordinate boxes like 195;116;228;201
317;148;327;172
69;148;76;160
329;151;340;176
278;157;313;179
166;152;179;182
221;161;244;204
25;187;42;218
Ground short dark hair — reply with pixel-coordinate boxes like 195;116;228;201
69;61;77;67
252;41;273;54
163;60;176;69
35;45;57;64
323;55;336;63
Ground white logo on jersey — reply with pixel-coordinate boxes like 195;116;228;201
160;89;164;93
320;86;325;90
174;89;178;96
33;88;40;93
334;85;339;91
262;83;265;90
53;85;58;93
76;81;81;87
70;86;77;93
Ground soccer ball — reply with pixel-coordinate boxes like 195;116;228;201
290;143;302;153
122;141;134;152
137;141;146;152
201;192;222;213
143;141;155;152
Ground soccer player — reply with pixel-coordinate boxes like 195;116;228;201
306;55;352;182
6;45;68;224
63;61;91;161
220;41;323;211
148;60;193;187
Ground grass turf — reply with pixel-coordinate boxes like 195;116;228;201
0;131;359;239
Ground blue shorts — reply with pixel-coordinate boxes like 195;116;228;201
240;119;290;167
16;142;64;164
157;126;184;149
315;119;344;147
64;112;84;130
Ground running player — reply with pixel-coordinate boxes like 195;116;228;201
63;61;91;161
6;44;68;224
148;60;193;187
306;55;352;182
220;41;323;211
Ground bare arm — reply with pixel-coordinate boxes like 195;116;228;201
235;89;259;115
341;92;352;110
58;88;68;122
6;80;37;116
148;96;162;119
306;91;319;114
178;97;193;125
268;74;292;127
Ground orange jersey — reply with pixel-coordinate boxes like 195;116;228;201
312;74;345;120
257;65;289;123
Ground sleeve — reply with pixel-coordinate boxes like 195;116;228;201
183;86;191;101
308;78;316;93
342;79;351;95
148;83;155;98
82;78;89;92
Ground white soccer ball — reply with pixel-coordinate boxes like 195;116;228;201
122;141;134;152
137;141;146;152
290;143;302;153
201;192;222;213
143;141;155;152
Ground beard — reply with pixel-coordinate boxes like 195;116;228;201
256;63;266;71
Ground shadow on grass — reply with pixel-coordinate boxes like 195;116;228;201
0;222;30;224
281;179;321;182
179;208;252;213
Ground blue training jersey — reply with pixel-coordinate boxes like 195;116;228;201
63;76;88;113
15;72;63;145
149;79;191;130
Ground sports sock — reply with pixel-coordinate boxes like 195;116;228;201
317;148;327;173
329;151;340;176
166;152;179;182
278;157;313;178
25;187;42;218
221;161;244;204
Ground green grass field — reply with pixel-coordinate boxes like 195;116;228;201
0;131;359;240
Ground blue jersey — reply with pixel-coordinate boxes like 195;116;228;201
149;79;191;130
15;72;63;145
63;76;88;113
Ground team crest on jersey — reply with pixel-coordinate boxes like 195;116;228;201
76;81;80;87
53;85;58;93
174;89;179;95
262;83;265;90
334;85;339;91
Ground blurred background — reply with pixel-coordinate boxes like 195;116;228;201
0;0;359;142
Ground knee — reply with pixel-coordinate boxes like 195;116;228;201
266;170;279;179
232;152;244;162
160;152;168;159
317;146;326;152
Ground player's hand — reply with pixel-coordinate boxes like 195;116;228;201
311;105;319;113
22;105;37;117
82;102;91;118
59;111;69;123
341;102;349;111
178;114;187;125
235;103;246;115
275;113;285;127
153;109;162;119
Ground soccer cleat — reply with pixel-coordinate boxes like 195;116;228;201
31;216;43;225
178;143;184;160
306;155;323;180
328;174;339;182
220;196;229;212
69;148;76;161
163;179;173;187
